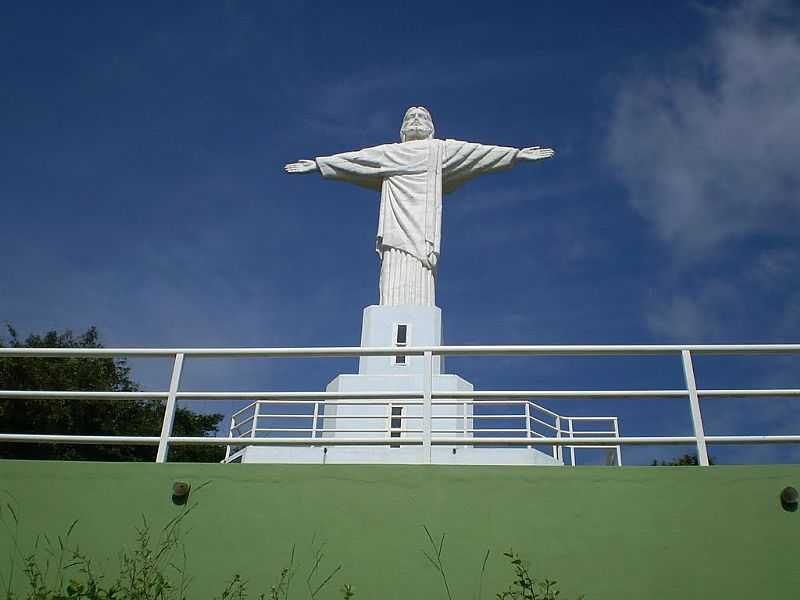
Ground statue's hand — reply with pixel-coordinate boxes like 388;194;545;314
426;242;438;270
284;159;318;174
518;146;555;161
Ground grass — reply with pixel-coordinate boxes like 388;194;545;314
1;501;584;599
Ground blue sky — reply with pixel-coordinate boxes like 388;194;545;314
2;1;799;464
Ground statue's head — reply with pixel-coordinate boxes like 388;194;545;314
400;106;435;142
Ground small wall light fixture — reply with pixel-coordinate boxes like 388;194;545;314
172;481;191;506
780;486;798;512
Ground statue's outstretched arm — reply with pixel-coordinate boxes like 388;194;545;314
517;146;555;161
284;159;319;174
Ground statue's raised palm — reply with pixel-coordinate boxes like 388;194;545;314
284;159;317;173
518;146;555;161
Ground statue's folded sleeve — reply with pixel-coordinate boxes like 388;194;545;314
442;139;519;193
316;144;399;192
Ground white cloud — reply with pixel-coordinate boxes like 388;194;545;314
645;280;740;341
608;1;800;255
293;55;558;147
643;247;800;342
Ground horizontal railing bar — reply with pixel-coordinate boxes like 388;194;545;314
564;416;619;421
463;429;530;433
6;388;791;402
4;343;800;359
254;428;424;433
435;390;688;399
429;413;513;418
467;414;526;420
563;445;620;449
429;430;549;437
0;347;422;358
433;345;800;355
169;437;424;446
179;392;423;400
236;401;425;408
310;415;423;419
254;414;319;419
260;400;425;406
432;437;697;445
232;416;255;428
433;401;562;418
0;434;160;445
705;435;800;444
252;429;316;433
0;349;182;358
10;389;792;406
238;424;616;435
158;436;698;446
433;400;531;405
4;433;796;448
698;389;800;397
433;401;560;419
0;391;169;400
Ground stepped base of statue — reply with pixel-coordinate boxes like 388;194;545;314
237;305;561;465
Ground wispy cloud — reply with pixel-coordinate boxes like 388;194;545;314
292;56;562;146
642;242;800;341
607;1;800;342
645;279;741;341
608;0;800;255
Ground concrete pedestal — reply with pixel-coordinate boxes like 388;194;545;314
239;305;562;465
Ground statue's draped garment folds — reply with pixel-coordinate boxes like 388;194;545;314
316;138;520;306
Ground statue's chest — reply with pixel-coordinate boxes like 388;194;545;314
384;170;429;205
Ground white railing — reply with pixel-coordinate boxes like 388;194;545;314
2;344;800;466
226;396;620;465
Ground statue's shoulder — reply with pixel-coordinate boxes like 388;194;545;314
397;139;438;146
426;138;448;149
365;141;398;151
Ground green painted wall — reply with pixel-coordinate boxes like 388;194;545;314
0;461;797;599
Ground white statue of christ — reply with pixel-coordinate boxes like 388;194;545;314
285;107;554;306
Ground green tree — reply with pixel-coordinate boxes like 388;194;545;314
0;324;224;462
651;453;714;466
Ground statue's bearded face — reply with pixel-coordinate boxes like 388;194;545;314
400;107;435;142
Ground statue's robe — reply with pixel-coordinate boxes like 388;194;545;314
316;138;520;305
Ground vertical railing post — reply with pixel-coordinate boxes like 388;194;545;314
251;401;260;439
223;415;238;462
568;418;576;467
524;401;532;449
681;350;710;466
463;400;468;437
613;418;622;466
311;400;319;440
423;350;433;464
156;353;185;464
224;408;235;462
555;415;562;461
